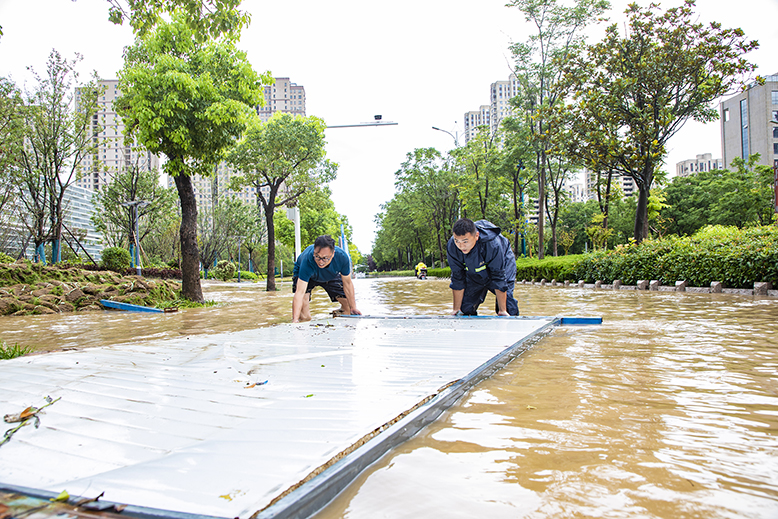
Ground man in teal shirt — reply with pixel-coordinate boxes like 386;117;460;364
292;235;361;322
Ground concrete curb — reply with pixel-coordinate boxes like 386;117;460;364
519;279;777;298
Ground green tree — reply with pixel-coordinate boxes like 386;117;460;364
451;126;510;224
507;0;609;259
562;0;759;243
394;148;460;267
197;196;253;277
227;113;337;291
663;155;774;234
116;14;270;302
0;77;24;255
16;50;101;264
91;158;177;253
106;0;249;41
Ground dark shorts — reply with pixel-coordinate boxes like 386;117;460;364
293;276;346;302
461;281;519;316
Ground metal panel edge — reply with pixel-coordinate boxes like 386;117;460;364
252;319;561;519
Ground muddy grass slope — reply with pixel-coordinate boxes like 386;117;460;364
0;262;181;316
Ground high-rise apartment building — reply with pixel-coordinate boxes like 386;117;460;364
463;74;519;143
675;153;723;177
257;77;306;123
720;74;778;169
75;80;160;192
585;170;637;200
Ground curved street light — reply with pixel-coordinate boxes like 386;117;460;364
432;126;462;147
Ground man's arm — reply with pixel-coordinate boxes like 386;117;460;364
341;274;362;315
292;278;309;322
451;288;464;315
495;289;509;316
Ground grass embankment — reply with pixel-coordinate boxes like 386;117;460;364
0;261;183;316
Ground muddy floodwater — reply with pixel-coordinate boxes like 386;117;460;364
2;277;778;518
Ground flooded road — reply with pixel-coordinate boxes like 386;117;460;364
2;277;777;518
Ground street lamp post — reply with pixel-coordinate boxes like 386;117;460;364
516;161;527;258
431;125;462;147
121;200;150;276
235;235;245;282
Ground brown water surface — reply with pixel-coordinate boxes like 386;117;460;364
2;277;777;518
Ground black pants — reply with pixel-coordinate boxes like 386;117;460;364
460;282;519;316
292;277;346;302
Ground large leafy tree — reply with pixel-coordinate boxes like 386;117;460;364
16;50;101;264
227;112;337;291
394;148;460;267
116;14;270;302
562;0;759;243
506;0;609;259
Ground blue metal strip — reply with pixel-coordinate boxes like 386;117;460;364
100;299;164;313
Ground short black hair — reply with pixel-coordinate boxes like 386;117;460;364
452;218;476;236
314;235;336;251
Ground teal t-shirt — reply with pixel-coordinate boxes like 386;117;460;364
293;245;351;283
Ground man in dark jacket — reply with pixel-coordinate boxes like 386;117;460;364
446;218;519;316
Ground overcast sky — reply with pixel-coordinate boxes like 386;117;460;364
1;0;776;252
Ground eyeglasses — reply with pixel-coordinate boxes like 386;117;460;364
313;254;332;262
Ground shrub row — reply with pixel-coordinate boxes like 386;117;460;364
566;225;778;288
370;226;778;290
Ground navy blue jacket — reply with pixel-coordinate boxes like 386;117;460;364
447;220;516;293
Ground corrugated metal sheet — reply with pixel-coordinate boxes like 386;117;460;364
0;316;556;518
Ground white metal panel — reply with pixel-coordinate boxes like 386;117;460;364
0;317;553;518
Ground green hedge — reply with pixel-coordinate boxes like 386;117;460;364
516;255;585;282
566;225;778;288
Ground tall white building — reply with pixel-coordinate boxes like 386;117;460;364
258;77;306;123
463;74;519;143
585;170;637;200
75;79;160;192
720;73;778;169
675;153;723;177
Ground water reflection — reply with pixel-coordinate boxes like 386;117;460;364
311;281;778;519
2;277;777;518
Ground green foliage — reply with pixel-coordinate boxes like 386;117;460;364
561;0;759;242
91;164;178;251
211;260;236;282
15;50;101;264
227;112;337;290
101;247;132;273
567;225;778;288
0;252;14;263
426;268;451;278
107;0;250;42
117;13;271;302
663;155;775;235
236;270;257;281
117;15;270;180
516;255;586;282
0;341;33;360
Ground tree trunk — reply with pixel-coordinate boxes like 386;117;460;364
174;174;204;303
633;183;650;244
265;204;276;291
538;151;546;260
